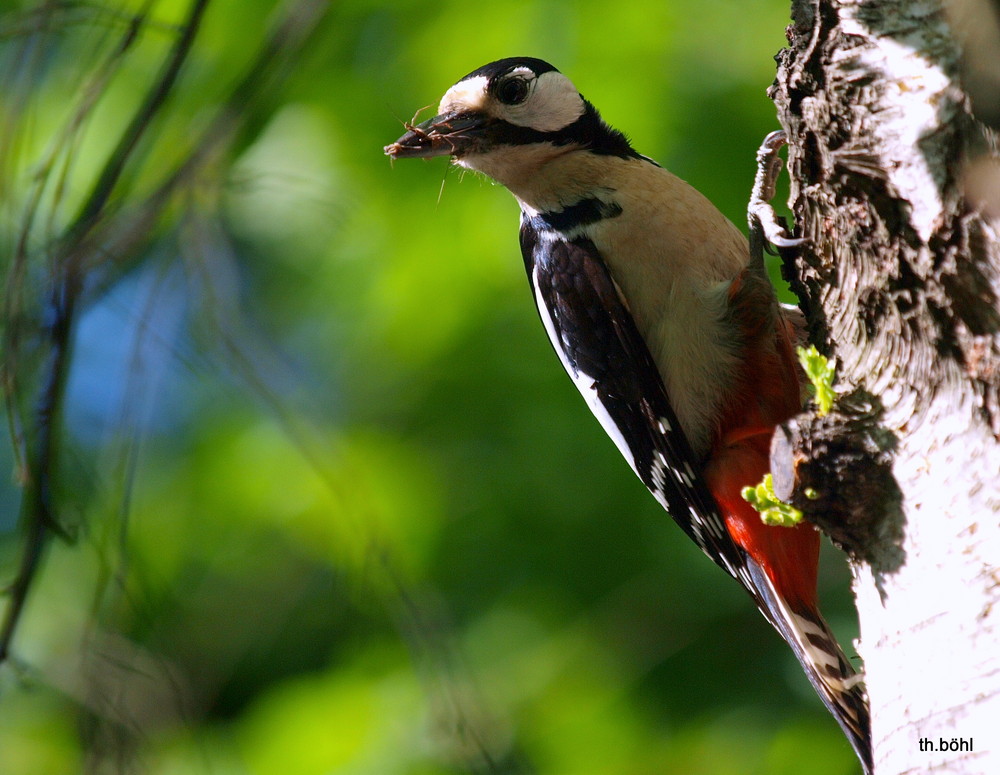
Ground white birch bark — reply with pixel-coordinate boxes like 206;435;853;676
771;1;1000;772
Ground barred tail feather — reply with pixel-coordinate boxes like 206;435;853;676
746;560;873;775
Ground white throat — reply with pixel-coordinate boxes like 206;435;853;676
456;142;581;204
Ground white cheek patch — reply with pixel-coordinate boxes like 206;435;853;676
438;75;489;115
503;71;585;131
438;70;585;135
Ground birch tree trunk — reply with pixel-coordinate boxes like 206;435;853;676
769;1;1000;773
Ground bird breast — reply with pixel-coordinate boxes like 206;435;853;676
562;157;750;456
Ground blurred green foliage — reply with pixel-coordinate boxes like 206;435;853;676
0;1;860;773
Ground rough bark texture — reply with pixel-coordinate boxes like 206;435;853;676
770;0;1000;772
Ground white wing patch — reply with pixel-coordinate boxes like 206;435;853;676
531;265;638;473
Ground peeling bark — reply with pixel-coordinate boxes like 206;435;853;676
770;0;1000;772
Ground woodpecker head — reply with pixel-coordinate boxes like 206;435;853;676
385;58;637;185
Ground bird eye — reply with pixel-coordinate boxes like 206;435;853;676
496;76;530;105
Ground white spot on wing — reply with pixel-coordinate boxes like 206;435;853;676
651;455;667;490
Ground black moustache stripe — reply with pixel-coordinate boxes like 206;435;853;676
484;102;641;159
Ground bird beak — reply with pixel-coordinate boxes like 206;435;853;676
384;112;488;159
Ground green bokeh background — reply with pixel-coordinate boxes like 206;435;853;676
0;1;861;773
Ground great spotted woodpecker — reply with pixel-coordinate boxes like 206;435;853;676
386;57;871;772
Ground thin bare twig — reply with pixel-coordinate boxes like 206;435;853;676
0;0;212;667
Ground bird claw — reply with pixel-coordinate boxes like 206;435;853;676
748;130;806;249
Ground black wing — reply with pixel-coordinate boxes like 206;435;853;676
519;219;747;581
519;219;872;774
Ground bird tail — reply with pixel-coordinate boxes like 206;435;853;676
746;559;873;775
705;438;872;774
